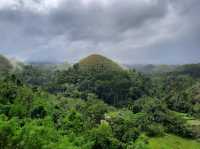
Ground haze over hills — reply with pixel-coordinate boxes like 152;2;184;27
126;64;179;74
1;53;200;76
0;55;13;74
0;55;27;74
28;61;71;72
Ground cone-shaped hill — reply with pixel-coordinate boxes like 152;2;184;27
0;55;13;74
78;54;123;73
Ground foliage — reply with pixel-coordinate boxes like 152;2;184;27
0;55;13;75
0;54;200;148
148;134;200;149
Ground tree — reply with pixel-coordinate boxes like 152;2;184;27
89;121;122;149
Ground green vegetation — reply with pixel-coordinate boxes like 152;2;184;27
0;54;200;149
129;64;178;74
0;55;13;74
148;134;200;149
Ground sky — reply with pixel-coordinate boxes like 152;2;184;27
0;0;199;64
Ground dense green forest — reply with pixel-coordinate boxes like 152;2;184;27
0;54;200;149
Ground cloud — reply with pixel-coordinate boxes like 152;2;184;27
0;0;199;64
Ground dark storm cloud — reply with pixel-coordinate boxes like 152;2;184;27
0;0;199;64
49;0;168;42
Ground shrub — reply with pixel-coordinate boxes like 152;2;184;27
31;106;47;119
122;128;140;143
89;121;122;149
146;123;165;137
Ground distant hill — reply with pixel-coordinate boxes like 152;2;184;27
126;64;178;74
9;58;25;72
172;64;200;79
0;55;13;74
78;54;123;72
126;63;200;77
28;61;71;72
55;61;71;71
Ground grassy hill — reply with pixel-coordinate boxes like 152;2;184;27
78;54;123;72
148;134;200;149
0;55;13;74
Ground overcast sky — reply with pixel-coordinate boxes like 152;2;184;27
0;0;199;64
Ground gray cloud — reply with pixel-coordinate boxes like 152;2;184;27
0;0;199;64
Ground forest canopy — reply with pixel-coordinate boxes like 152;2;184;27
0;54;200;149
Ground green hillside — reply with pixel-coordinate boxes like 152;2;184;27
0;54;200;148
78;54;123;72
129;64;178;74
10;58;25;72
0;55;13;74
172;64;200;79
149;134;200;149
186;82;200;105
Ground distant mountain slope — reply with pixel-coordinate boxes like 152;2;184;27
9;58;25;72
127;63;200;77
78;54;123;72
55;61;71;71
28;61;71;72
0;55;13;74
126;64;178;74
172;64;200;79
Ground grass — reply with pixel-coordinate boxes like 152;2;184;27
148;134;200;149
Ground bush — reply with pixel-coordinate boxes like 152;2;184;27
0;116;20;148
89;121;122;149
146;123;165;137
191;104;200;118
127;134;149;149
61;110;85;134
31;106;47;119
122;128;140;143
163;112;194;138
